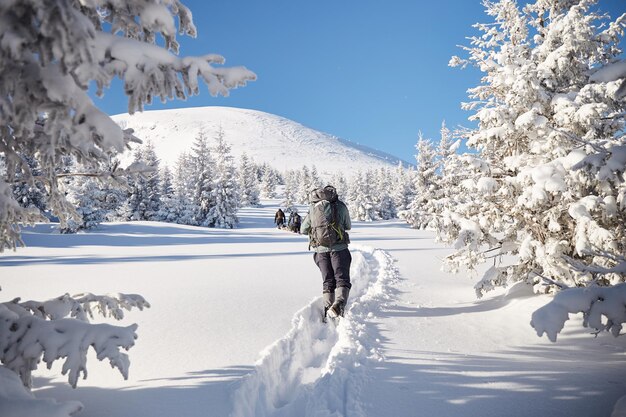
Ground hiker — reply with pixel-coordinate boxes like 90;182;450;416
291;212;302;234
301;185;352;318
288;209;302;233
274;208;285;229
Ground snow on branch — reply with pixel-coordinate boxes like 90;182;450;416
531;283;626;342
0;292;149;388
591;59;626;98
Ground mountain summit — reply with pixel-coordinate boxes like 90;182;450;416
113;106;407;176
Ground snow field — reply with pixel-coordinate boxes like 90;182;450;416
231;245;399;417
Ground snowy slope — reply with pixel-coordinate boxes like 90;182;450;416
3;202;626;417
112;106;407;177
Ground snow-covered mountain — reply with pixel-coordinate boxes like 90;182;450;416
113;106;408;176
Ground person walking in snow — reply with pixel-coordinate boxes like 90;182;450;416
274;208;285;229
292;212;302;234
301;185;352;319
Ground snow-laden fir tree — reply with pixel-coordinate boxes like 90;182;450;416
310;165;322;190
157;166;178;222
122;144;161;221
446;0;625;297
0;0;255;251
173;152;198;225
238;153;260;207
191;130;215;226
260;167;279;199
282;169;298;209
330;172;350;204
64;175;108;232
402;133;439;229
391;162;414;212
374;167;397;220
297;166;312;203
141;141;162;220
349;170;377;221
208;129;240;228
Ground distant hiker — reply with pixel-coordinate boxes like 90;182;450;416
291;212;302;234
274;208;286;229
301;185;352;319
288;209;302;233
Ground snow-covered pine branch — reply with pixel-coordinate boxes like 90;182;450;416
0;292;149;388
0;0;256;251
531;283;626;342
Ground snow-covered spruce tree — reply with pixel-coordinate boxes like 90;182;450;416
64;174;108;232
140;141;162;220
0;0;255;252
157;165;178;222
172;152;198;225
310;165;322;190
531;74;626;343
330;171;350;204
282;169;298;209
297;165;312;203
445;0;625;297
402;132;439;229
191;129;215;226
122;146;150;221
260;167;279;199
374;167;397;220
391;161;414;213
237;153;260;207
208;129;240;228
348;170;377;221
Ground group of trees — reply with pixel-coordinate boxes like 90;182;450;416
403;0;626;345
57;129;262;231
0;0;255;414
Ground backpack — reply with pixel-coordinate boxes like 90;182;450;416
308;186;346;248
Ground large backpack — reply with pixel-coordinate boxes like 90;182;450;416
308;186;346;248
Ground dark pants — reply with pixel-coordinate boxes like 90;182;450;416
313;249;352;293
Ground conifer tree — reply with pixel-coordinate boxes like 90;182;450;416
260;168;279;199
208;130;240;228
282;169;298;209
297;166;312;203
238;153;260;207
158;166;178;222
173;152;198;225
446;0;626;296
403;133;438;229
191;130;215;226
142;141;162;220
349;170;377;221
391;162;414;212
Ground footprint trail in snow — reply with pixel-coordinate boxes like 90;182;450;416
230;245;399;417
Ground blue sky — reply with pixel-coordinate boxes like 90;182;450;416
92;0;626;164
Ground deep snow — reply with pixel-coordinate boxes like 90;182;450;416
1;201;625;417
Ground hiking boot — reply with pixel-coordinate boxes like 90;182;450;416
323;291;335;318
327;287;350;318
327;302;344;318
